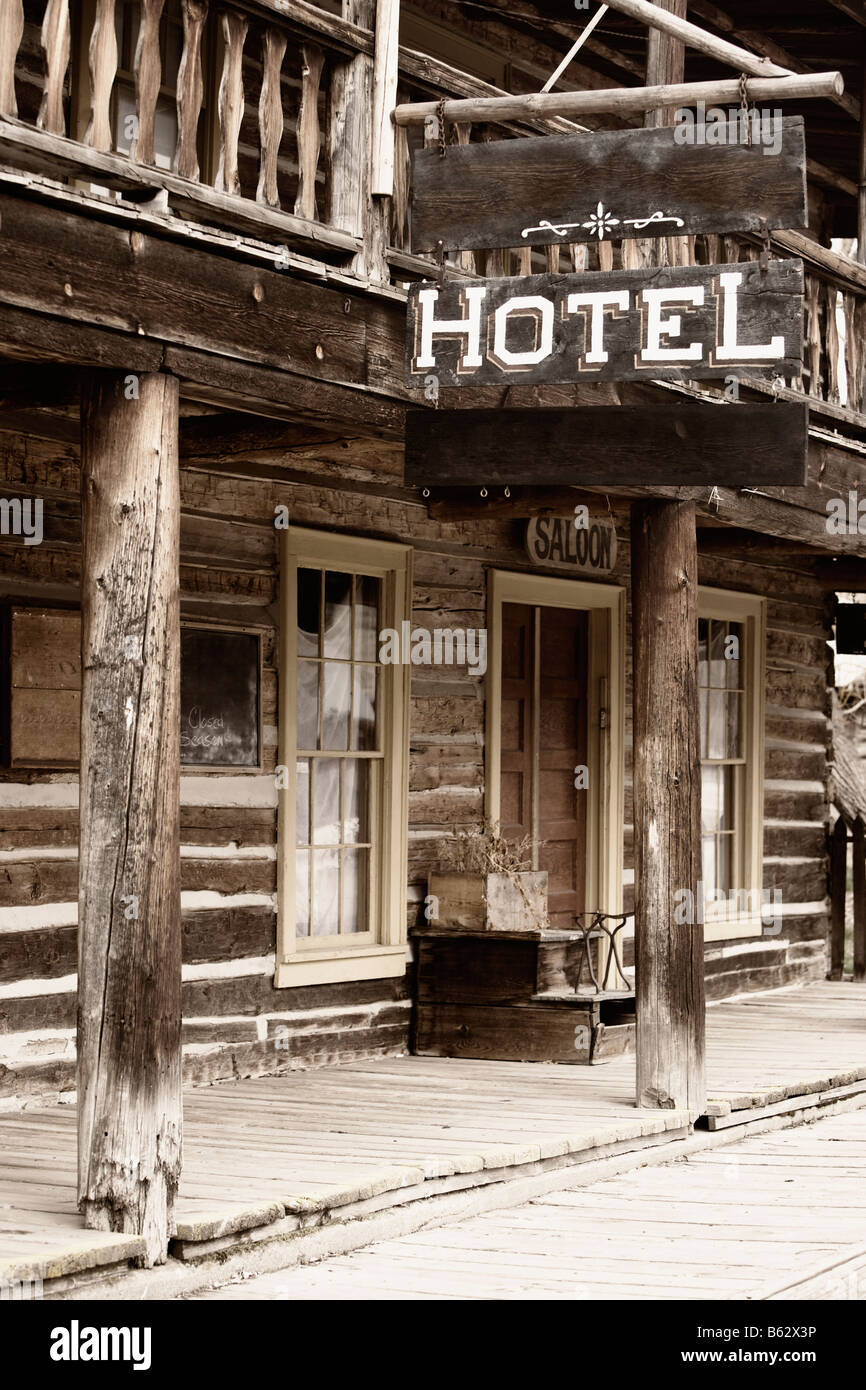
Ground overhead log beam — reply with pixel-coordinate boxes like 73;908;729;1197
392;71;845;126
827;0;866;26
601;0;793;77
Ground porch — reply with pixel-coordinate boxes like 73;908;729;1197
2;979;866;1298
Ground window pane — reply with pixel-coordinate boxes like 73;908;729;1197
296;849;310;938
296;759;310;845
297;569;321;657
354;575;381;662
709;621;727;688
726;691;742;759
297;660;319;749
312;849;340;935
324;571;352;659
352;666;378;750
313;759;340;844
702;765;721;834
726;621;743;689
322;661;351;750
720;766;736;832
717;834;734;894
342;849;368;934
707;688;726;759
344;760;370;844
699;687;708;759
698;619;709;691
702;835;717;900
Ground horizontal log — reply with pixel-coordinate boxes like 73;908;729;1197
405;404;809;488
393;73;845;127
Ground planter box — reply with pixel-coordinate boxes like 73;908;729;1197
427;871;548;934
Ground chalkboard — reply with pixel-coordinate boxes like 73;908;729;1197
180;627;261;768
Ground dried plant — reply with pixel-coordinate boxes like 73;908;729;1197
438;821;542;876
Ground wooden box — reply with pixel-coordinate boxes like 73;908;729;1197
427;870;548;933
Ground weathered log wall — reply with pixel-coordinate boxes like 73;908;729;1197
0;422;834;1104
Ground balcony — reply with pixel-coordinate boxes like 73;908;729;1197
0;0;865;421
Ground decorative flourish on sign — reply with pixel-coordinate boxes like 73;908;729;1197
521;202;686;242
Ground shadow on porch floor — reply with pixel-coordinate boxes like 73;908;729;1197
1;981;865;1294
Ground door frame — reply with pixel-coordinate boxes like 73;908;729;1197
486;570;626;920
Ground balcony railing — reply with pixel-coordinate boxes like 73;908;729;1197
0;0;864;416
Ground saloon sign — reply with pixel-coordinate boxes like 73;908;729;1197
406;260;803;388
526;517;617;575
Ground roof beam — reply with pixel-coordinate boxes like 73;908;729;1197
690;0;859;121
601;0;794;77
827;0;866;26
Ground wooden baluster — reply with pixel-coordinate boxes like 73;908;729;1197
844;292;863;413
570;244;586;274
133;0;165;165
215;9;247;195
824;280;841;403
256;26;287;208
516;245;532;276
807;276;821;397
545;243;560;274
390;111;410;251
294;43;323;221
85;0;118;150
621;238;639;271
597;239;613;271
37;0;71;135
0;0;24;118
174;0;208;181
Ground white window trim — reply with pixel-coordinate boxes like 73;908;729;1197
276;528;411;988
699;586;767;944
486;570;626;922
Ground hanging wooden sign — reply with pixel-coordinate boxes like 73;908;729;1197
406;260;803;388
404;402;809;488
410;117;807;254
526;516;618;574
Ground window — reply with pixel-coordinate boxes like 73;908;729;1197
698;588;766;941
277;530;411;987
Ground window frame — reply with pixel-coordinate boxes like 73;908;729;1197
698;586;767;943
276;528;411;988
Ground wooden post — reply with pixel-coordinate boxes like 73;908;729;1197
371;0;400;197
329;0;387;282
853;815;866;981
78;371;182;1268
829;815;849;980
631;500;706;1114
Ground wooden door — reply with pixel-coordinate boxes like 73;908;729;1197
500;603;588;929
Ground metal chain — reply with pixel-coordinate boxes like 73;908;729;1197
739;72;753;147
437;96;448;159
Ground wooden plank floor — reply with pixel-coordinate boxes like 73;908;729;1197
198;1108;866;1301
1;980;865;1288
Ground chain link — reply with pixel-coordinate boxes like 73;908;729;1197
437;96;447;159
739;72;753;148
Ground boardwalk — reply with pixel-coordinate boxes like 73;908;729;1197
1;982;866;1293
197;1109;866;1301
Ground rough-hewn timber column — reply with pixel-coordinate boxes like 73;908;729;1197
78;371;182;1267
631;499;706;1114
